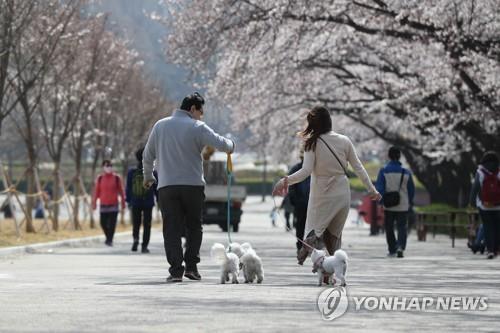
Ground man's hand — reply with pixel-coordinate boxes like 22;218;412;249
143;179;155;189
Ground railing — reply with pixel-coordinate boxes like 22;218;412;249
415;210;480;248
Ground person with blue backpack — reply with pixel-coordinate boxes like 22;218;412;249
126;148;157;253
376;146;415;258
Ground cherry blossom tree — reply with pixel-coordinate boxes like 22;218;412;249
7;0;81;232
1;0;172;232
160;0;500;205
0;1;36;136
37;12;113;230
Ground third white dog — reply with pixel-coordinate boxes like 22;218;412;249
240;242;264;284
310;248;348;287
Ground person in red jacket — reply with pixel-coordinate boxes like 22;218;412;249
92;160;126;246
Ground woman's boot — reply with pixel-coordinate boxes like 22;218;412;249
297;230;324;265
323;230;342;255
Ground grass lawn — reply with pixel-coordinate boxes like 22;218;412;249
0;218;161;248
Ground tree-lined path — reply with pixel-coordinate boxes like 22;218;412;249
1;196;499;332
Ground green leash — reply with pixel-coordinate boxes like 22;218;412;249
226;153;233;246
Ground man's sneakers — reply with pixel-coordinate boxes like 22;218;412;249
388;249;405;258
487;252;495;259
184;271;202;281
166;275;183;283
166;270;201;283
132;242;150;253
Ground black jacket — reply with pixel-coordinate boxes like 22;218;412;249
288;161;310;208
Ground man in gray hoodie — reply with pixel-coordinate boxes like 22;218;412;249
143;92;234;282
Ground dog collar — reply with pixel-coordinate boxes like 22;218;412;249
313;255;326;269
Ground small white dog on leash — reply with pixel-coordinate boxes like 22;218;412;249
228;242;245;258
229;242;264;284
310;248;348;287
240;242;264;283
211;243;240;284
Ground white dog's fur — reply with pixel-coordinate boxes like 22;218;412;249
211;243;240;284
229;242;264;284
310;249;348;286
229;242;245;258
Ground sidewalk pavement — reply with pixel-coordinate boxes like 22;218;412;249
0;196;499;333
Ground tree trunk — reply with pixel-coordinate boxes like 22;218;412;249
24;164;36;233
52;164;60;231
404;152;475;207
73;158;82;230
90;148;102;228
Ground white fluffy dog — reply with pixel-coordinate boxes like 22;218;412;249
229;242;264;284
240;242;264;284
310;248;348;287
211;243;240;284
228;242;245;258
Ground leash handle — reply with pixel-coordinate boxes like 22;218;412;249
226;153;233;245
226;153;233;173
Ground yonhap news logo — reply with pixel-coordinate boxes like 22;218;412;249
317;287;488;321
317;287;349;320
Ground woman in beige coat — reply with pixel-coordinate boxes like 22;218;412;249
273;106;381;264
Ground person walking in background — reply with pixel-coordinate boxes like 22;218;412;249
280;194;294;231
270;206;278;227
468;223;485;255
358;191;384;236
143;92;235;283
469;151;500;259
288;152;310;253
126;147;157;253
92;160;126;246
273;106;381;264
375;147;415;258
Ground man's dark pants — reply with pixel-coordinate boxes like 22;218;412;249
384;210;408;254
158;186;204;277
131;206;153;249
479;209;500;254
100;212;118;244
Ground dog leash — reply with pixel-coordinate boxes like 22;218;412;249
226;153;233;247
271;195;315;251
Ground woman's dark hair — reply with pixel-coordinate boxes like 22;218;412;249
480;151;499;169
388;146;401;161
180;92;204;111
299;106;332;151
102;159;112;167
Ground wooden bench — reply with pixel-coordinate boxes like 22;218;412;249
415;210;480;248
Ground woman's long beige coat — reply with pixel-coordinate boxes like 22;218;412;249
288;132;376;238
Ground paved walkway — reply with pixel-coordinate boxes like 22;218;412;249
0;196;499;332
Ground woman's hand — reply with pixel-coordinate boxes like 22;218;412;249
272;177;289;196
369;191;382;202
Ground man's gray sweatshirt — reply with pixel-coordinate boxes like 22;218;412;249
143;110;234;188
